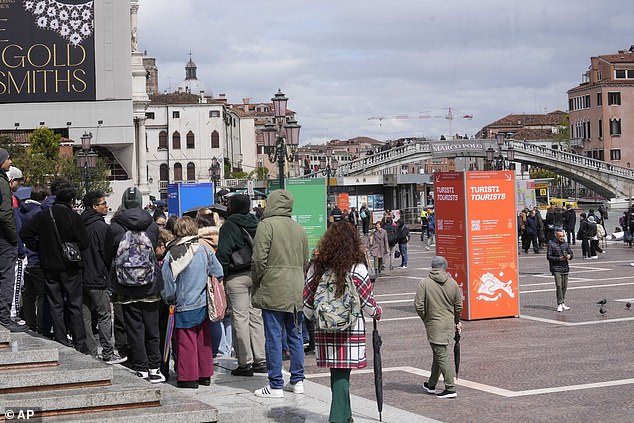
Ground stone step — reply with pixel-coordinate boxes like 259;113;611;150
0;368;161;417
0;347;113;394
41;389;218;423
0;325;9;348
0;334;59;370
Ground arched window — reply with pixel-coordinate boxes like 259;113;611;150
172;131;181;149
211;130;220;148
186;162;195;181
159;163;169;181
186;131;195;149
174;163;182;181
158;131;168;149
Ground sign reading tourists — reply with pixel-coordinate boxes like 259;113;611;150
0;0;96;103
435;171;519;320
465;171;519;320
434;172;469;319
286;178;327;254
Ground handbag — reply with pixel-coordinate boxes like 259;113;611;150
49;207;82;263
206;274;227;322
365;251;377;283
228;228;254;272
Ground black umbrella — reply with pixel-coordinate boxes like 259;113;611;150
454;328;461;379
372;319;383;422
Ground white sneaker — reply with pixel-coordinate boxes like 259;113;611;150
135;370;149;380
148;368;166;383
557;304;563;312
254;384;284;398
561;304;570;311
590;256;599;260
284;380;304;394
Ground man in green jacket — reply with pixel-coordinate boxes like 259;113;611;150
252;190;309;398
414;256;463;398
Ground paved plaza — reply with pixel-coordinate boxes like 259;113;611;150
300;235;634;423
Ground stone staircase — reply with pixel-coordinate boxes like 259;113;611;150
0;326;217;422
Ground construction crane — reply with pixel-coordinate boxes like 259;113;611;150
368;107;473;137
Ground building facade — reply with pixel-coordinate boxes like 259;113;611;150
567;46;634;167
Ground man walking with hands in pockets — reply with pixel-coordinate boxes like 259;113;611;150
547;228;573;312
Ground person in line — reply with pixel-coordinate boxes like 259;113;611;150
80;190;126;364
161;216;224;388
396;216;410;268
0;149;25;332
415;256;463;399
368;221;389;276
18;184;50;334
7;167;26;326
303;221;382;423
547;228;573;312
155;227;175;380
252;190;309;398
153;210;167;228
20;183;89;351
216;194;266;376
564;204;576;245
578;212;597;259
105;187;164;383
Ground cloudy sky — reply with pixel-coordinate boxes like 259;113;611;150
137;0;633;145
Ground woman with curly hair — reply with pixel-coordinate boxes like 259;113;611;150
303;221;382;423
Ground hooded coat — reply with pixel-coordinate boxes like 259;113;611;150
414;268;463;345
251;190;308;313
80;207;110;290
215;211;259;277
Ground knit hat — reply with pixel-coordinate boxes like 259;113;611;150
588;215;595;222
227;193;251;215
431;256;448;270
7;166;23;181
0;148;8;167
121;186;142;209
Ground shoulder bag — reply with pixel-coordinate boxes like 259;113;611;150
49;207;82;263
228;227;254;272
205;251;227;322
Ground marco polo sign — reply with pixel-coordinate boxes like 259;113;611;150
0;0;96;103
431;141;487;157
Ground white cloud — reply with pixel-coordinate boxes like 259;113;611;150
138;0;633;144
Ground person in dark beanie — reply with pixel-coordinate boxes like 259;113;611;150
20;183;90;351
81;190;126;364
216;194;266;376
414;256;463;399
0;148;25;332
105;186;164;383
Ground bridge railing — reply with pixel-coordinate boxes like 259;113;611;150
509;141;634;179
337;141;431;175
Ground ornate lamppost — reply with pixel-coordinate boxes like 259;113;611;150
486;133;515;170
261;89;301;189
208;156;221;201
76;132;98;194
319;147;338;209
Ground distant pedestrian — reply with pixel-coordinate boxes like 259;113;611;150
420;208;430;241
426;212;436;250
577;212;595;259
396;217;410;268
359;203;370;235
303;221;382;422
414;256;462;398
564;204;576;245
368;221;389;275
547;229;573;312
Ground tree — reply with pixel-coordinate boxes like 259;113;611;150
553;114;570;152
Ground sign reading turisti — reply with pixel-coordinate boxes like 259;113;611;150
0;0;96;103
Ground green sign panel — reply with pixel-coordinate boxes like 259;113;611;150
286;178;327;253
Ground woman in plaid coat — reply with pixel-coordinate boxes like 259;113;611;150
304;222;382;423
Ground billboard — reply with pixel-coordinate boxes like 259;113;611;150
286;178;327;254
0;0;96;103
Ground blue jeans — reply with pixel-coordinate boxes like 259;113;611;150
399;242;408;266
261;309;305;389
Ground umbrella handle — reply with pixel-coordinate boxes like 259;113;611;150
373;319;378;331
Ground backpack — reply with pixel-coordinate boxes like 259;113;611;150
386;225;398;247
313;269;361;332
114;230;157;286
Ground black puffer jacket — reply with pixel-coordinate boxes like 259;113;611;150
81;208;109;290
547;238;573;274
20;202;89;271
105;208;162;302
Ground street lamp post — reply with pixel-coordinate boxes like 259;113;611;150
486;133;515;170
319;148;338;211
75;132;97;195
208;156;221;201
262;89;301;189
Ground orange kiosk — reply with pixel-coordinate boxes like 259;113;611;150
434;171;519;320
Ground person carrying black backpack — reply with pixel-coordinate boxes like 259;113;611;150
396;217;410;268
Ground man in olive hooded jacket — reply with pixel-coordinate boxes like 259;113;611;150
252;189;309;398
414;256;463;398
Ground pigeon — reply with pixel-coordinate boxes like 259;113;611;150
599;305;607;315
626;302;632;311
596;299;607;305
